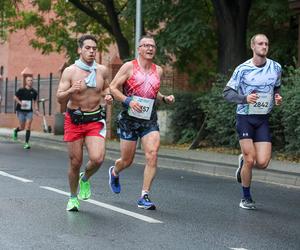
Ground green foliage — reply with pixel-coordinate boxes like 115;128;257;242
168;91;205;144
0;0;19;41
199;76;238;147
32;0;52;11
248;0;297;66
110;102;123;139
1;1;131;63
280;67;300;154
168;69;300;156
125;0;217;85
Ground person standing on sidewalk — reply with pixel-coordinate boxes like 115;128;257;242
109;35;175;210
56;34;113;211
223;34;283;210
13;75;39;149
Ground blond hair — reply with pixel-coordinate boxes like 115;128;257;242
250;34;268;47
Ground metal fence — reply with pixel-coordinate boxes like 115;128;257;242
0;67;188;114
0;73;59;115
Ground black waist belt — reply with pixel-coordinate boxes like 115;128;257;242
67;107;106;125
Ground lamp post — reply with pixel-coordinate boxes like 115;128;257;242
135;0;142;58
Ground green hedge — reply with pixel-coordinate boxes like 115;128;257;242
165;68;300;156
169;91;205;144
280;67;300;155
110;67;300;156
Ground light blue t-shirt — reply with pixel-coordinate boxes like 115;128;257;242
226;58;282;115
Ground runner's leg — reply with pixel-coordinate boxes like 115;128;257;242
84;136;106;178
141;131;160;192
114;139;137;174
254;142;272;169
239;139;256;187
67;139;84;196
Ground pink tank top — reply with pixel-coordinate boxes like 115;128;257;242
124;59;160;99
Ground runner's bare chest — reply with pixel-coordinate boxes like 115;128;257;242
71;67;104;93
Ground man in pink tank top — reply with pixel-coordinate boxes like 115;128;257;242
109;35;175;210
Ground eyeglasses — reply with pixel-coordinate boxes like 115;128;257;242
139;44;157;49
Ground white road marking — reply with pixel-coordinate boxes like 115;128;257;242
229;248;249;250
0;170;33;183
40;186;163;224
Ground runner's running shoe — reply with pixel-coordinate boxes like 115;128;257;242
137;194;156;210
66;197;80;211
109;166;121;193
239;198;256;210
12;130;18;141
23;143;31;149
236;154;243;183
78;172;91;200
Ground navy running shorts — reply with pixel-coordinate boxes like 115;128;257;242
236;114;271;142
117;111;159;141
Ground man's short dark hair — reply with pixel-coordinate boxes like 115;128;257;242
78;34;97;48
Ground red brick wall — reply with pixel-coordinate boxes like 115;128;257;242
3;29;66;79
0;113;54;132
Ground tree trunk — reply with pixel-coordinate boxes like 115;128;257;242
103;0;130;61
189;116;207;150
69;0;130;61
212;0;252;74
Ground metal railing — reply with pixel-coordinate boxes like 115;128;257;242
0;67;188;115
0;73;59;115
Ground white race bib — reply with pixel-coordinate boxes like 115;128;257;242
128;96;154;120
248;93;272;114
21;100;32;110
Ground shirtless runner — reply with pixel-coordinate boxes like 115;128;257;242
57;34;113;211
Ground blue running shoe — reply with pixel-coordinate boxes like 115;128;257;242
137;194;156;210
109;166;121;193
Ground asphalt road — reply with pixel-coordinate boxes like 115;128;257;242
0;139;299;250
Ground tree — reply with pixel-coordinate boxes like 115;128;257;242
1;0;133;62
211;0;252;74
248;0;297;66
67;0;131;60
126;0;217;85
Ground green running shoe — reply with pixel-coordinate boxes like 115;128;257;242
23;143;31;149
66;197;80;211
12;130;18;141
78;172;91;200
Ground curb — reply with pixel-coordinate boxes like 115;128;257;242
1;131;300;188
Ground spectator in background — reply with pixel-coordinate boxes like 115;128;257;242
13;75;39;149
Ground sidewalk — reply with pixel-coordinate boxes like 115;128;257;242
1;128;300;188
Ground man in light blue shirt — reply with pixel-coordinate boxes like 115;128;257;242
223;34;283;210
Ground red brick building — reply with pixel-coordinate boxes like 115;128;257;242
0;1;188;135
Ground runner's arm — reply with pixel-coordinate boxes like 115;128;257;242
56;67;74;104
223;86;247;104
274;86;281;95
156;66;175;104
13;90;22;105
109;62;132;103
101;65;114;104
101;65;111;96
